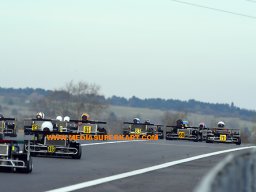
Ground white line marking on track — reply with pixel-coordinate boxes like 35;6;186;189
141;142;242;149
81;140;146;146
46;146;255;192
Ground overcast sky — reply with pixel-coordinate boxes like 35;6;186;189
0;0;256;110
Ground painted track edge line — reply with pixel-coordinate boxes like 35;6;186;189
45;146;255;192
81;140;146;146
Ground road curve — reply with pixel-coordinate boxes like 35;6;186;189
0;140;253;192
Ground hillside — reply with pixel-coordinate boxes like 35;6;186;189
1;87;256;121
0;86;255;143
107;96;256;121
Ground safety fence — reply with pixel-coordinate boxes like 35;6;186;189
195;148;256;192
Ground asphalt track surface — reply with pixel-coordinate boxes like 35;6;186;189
0;139;254;192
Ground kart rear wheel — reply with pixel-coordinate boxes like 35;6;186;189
17;156;33;173
198;134;203;142
206;136;213;143
158;131;164;139
165;136;173;140
165;132;172;140
72;144;82;159
193;134;199;142
236;138;242;145
158;135;164;139
24;157;33;173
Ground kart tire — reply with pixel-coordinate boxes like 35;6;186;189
72;144;82;159
166;136;173;140
17;156;33;173
194;134;199;142
165;132;173;140
158;131;164;139
206;136;213;143
25;157;33;173
30;152;38;157
236;138;242;145
158;135;164;139
197;133;203;142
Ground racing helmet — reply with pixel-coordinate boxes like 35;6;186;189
133;118;140;124
183;120;189;127
176;119;183;127
36;112;45;119
199;122;206;129
217;121;225;128
64;116;70;122
56;116;63;121
81;113;90;121
157;125;163;131
40;121;53;132
144;120;150;124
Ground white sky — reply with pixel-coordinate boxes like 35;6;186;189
0;0;256;110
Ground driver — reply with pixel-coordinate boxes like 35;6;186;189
133;118;140;124
81;113;90;121
176;119;188;128
36;112;45;119
199;122;206;130
173;119;184;133
217;121;225;128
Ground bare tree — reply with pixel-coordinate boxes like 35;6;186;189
60;80;108;118
46;90;72;116
27;80;108;119
161;111;187;126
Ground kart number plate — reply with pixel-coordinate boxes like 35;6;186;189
32;124;39;131
83;126;92;134
47;145;56;153
135;128;141;134
220;135;226;141
178;132;185;138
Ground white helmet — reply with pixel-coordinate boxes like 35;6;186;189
199;122;206;129
56;116;63;121
144;120;150;124
133;118;140;124
40;121;53;132
36;112;45;119
64;116;70;122
217;121;225;128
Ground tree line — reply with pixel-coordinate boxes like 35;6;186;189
0;85;256;121
1;84;256;143
107;96;256;121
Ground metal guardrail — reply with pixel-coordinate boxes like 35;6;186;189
195;148;256;192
